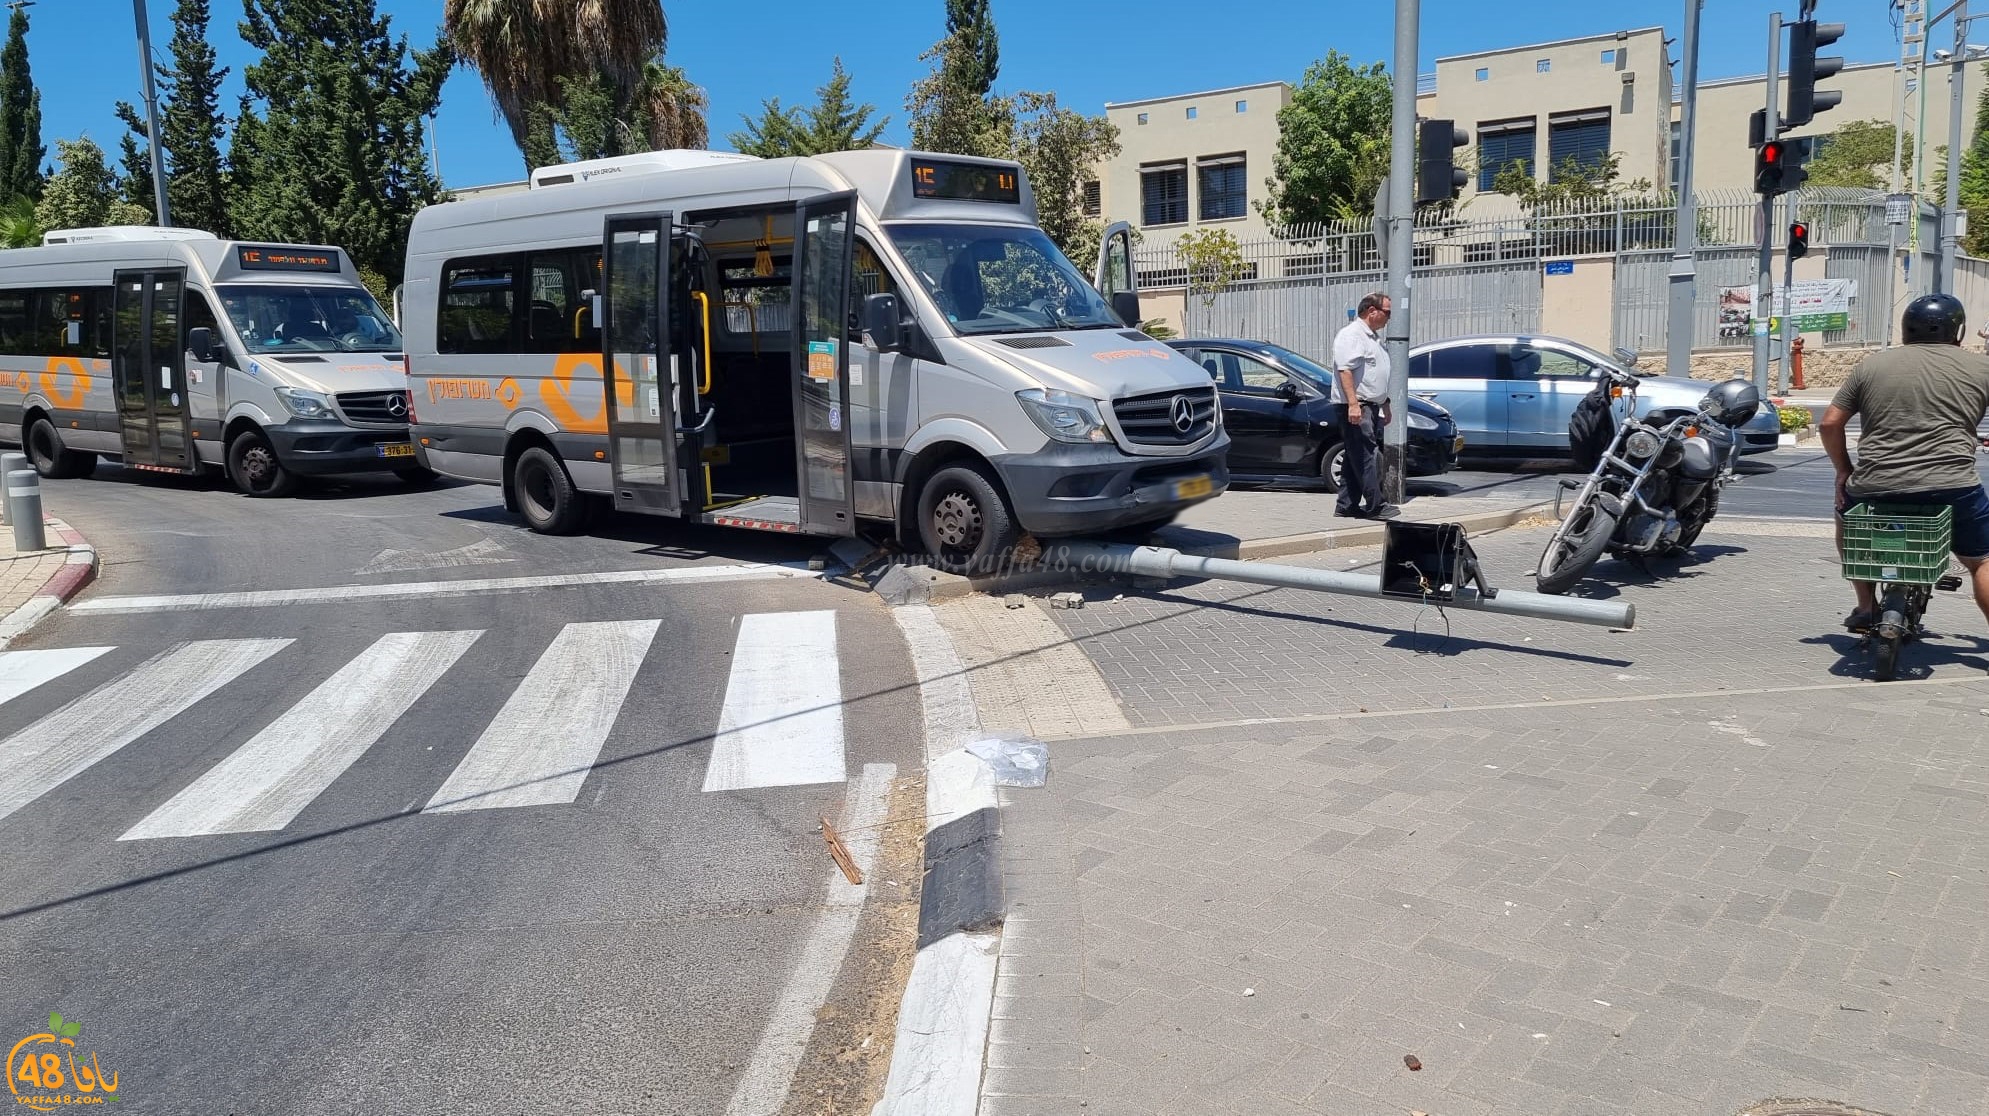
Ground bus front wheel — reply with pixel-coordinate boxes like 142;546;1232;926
512;446;587;534
226;428;297;498
916;462;1021;575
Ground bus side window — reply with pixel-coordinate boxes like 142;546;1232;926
184;292;229;367
439;257;520;354
0;291;29;354
522;247;601;354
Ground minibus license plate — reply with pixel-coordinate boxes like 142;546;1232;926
378;443;416;459
1173;475;1213;500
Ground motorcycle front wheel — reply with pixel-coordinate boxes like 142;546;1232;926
1536;504;1619;595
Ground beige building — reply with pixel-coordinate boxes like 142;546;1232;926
1092;82;1292;247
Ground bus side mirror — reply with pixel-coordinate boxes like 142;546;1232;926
1111;290;1141;328
187;326;215;364
864;292;904;353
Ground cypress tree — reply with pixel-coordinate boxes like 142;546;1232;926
158;0;230;233
0;4;44;201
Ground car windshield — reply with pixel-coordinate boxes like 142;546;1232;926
1253;342;1339;387
1556;338;1648;376
886;223;1121;335
217;284;404;353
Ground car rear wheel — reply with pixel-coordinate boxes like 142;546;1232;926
1318;442;1346;494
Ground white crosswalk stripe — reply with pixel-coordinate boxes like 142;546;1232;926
0;639;291;826
119;630;484;840
0;610;863;839
702;610;846;792
0;646;114;708
425;619;663;814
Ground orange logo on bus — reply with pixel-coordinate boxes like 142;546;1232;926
36;358;91;408
541;354;632;434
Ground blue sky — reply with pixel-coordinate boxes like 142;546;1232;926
32;0;1911;189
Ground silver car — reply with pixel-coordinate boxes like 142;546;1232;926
1408;335;1782;456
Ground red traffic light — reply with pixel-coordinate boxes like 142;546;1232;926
1791;221;1808;238
1789;220;1811;259
1762;141;1783;162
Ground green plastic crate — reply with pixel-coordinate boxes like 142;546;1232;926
1841;503;1953;584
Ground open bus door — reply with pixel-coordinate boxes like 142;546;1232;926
601;213;683;516
1093;220;1141;328
111;267;197;472
790;192;858;537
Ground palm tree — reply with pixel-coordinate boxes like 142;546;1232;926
446;0;703;157
0;194;42;248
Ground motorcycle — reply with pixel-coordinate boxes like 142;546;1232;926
1535;369;1762;595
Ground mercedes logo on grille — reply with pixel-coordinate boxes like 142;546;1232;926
1169;394;1195;434
386;393;409;418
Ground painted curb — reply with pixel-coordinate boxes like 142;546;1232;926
0;518;97;647
900;501;1553;600
875;606;1004;1116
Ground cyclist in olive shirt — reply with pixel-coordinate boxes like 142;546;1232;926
1820;293;1989;630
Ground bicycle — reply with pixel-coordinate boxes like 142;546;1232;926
1840;502;1965;681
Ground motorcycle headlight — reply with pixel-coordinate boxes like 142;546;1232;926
1407;411;1438;431
1624;428;1661;459
1016;388;1112;444
274;386;333;419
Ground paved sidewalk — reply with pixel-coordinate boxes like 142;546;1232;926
955;518;1989;1115
0;516;98;644
1152;485;1551;561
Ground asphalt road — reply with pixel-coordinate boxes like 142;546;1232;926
1424;443;1989;519
0;467;923;1114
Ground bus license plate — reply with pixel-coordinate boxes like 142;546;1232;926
378;443;416;459
1173;475;1213;500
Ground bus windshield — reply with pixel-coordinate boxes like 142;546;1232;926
216;284;404;353
887;223;1121;335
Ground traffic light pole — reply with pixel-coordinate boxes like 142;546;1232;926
1779;197;1797;395
1382;0;1417;505
1940;1;1969;293
1754;12;1781;398
1666;0;1704;380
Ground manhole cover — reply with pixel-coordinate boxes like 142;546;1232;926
1736;1101;1893;1116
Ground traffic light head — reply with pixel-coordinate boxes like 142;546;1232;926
1416;119;1469;205
1789;220;1810;259
1755;140;1786;195
1787;20;1846;128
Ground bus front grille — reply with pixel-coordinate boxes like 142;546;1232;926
335;390;411;427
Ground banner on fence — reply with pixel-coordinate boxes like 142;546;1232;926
1717;278;1856;336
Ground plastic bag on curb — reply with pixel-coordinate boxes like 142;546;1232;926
964;736;1050;788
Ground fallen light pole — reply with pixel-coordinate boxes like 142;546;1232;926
1040;540;1635;631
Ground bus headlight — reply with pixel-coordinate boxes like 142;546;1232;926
1017;388;1112;444
275;386;333;419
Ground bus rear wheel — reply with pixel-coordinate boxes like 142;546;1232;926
25;416;94;479
513;446;587;534
916;462;1020;575
227;428;298;498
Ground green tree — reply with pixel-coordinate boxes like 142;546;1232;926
35;137;150;231
112;105;155;213
1806;119;1909;191
230;0;450;283
157;0;231;233
907;28;1012;158
447;0;705;171
730;58;885;158
1174;227;1246;312
944;0;999;97
1011;91;1118;264
1491;152;1650;207
1261;51;1391;227
0;4;43;202
0;193;39;247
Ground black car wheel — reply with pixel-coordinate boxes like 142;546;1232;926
1318;442;1346;494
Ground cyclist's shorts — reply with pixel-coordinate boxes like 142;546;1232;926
1842;484;1989;561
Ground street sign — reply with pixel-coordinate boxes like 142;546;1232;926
1886;193;1913;225
1544;260;1573;275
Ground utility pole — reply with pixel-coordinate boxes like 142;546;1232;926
1754;12;1781;397
1666;0;1704;379
1939;1;1969;293
129;0;171;227
1381;0;1417;505
1890;2;1923;343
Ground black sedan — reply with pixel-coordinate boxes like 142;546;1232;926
1166;338;1462;492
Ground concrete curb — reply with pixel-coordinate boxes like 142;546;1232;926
0;517;98;647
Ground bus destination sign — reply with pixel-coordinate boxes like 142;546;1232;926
910;159;1020;204
235;246;342;273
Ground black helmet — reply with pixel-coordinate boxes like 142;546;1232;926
1703;378;1762;428
1902;293;1967;345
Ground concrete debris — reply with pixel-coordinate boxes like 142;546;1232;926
1003;594;1028;609
1049;592;1085;610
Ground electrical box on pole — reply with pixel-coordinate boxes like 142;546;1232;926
1786;19;1845;128
1415;119;1469;206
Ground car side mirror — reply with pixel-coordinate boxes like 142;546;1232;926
1110;289;1140;327
1276;381;1302;403
864;292;904;353
187;326;215;364
1613;347;1639;369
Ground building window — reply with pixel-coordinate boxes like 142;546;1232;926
1140;163;1189;225
1235;99;1248;113
1548;109;1611;180
1668;119;1682;192
1137;112;1148;125
1537;58;1551;73
1186;106;1198;120
1477;119;1536;191
1197;155;1247;220
1475;67;1490;81
1601;49;1616;64
1082;180;1101;217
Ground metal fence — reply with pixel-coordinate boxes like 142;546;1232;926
1135;187;1927;356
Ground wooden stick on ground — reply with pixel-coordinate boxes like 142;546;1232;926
822;816;863;885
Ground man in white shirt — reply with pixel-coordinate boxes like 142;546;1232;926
1329;291;1398;519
